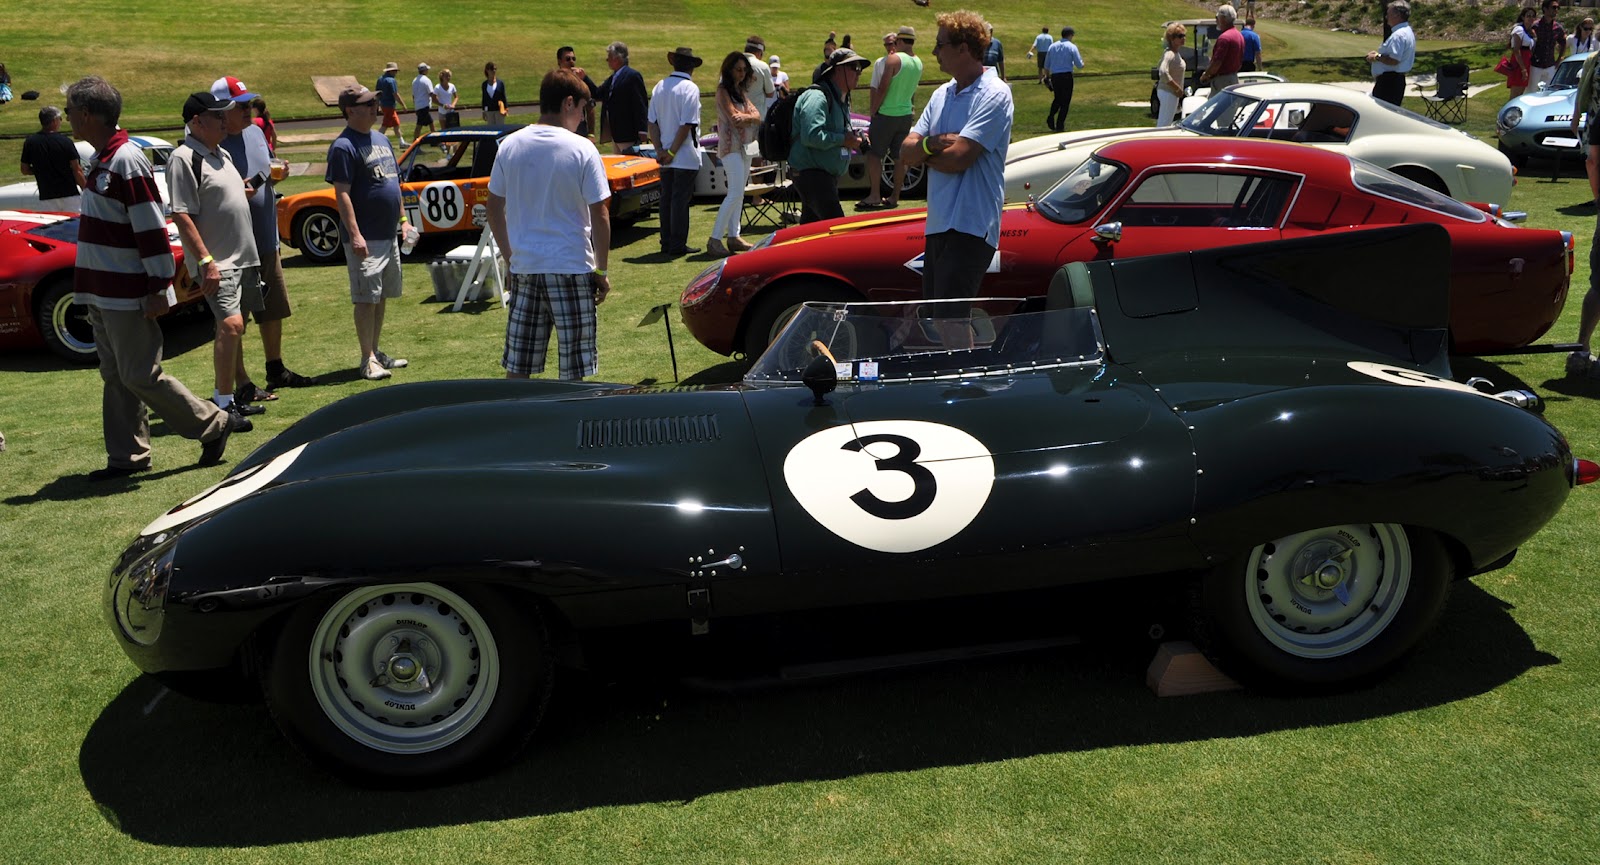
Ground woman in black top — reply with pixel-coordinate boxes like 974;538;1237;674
481;61;507;125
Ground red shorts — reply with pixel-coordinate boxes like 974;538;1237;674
381;107;401;129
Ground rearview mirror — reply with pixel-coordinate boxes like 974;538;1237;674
1093;222;1123;244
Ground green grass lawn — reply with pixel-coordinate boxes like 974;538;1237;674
4;4;1600;863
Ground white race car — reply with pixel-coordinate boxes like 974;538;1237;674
0;134;175;212
1008;82;1513;206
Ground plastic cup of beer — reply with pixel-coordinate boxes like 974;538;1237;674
269;158;289;182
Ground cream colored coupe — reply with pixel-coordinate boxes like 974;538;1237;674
1007;82;1514;206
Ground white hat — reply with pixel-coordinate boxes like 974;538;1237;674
768;55;781;67
417;62;430;72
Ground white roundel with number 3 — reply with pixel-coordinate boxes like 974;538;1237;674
784;421;996;553
417;181;466;230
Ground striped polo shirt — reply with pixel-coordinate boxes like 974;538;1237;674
74;128;175;311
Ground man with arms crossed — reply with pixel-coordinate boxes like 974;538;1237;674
1365;1;1415;106
67;77;233;479
488;70;611;382
901;9;1014;343
327;84;409;381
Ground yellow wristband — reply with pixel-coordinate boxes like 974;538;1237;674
593;268;607;277
920;137;933;156
399;216;408;224
199;254;214;266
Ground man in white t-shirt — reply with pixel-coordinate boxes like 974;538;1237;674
487;69;612;381
411;62;436;140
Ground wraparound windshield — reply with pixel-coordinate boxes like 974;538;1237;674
1036;157;1129;224
746;298;1104;385
1182;90;1265;136
1349;160;1486;222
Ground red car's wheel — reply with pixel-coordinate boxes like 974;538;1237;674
741;280;860;359
34;276;98;364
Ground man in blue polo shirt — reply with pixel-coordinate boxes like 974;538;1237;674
901;8;1013;336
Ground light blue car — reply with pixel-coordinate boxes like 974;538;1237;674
1496;51;1590;168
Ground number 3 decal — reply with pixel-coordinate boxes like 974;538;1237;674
784;421;995;553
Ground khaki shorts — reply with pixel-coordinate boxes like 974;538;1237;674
206;266;264;321
255;247;293;322
344;237;404;304
865;113;913;158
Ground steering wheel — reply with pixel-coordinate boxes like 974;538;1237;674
409;165;434;182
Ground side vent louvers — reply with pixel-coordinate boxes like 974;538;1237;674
577;415;721;449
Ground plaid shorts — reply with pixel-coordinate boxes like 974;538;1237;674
503;271;599;380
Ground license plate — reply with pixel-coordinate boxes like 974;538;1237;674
638;188;662;208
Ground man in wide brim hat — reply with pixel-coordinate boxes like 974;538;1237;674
665;47;703;68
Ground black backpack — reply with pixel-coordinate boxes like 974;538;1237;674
758;85;816;162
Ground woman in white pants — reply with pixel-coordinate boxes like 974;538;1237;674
709;52;762;258
1156;23;1188;128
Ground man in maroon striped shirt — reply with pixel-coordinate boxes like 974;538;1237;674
68;76;236;480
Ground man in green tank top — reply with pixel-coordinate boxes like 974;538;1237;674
858;25;924;209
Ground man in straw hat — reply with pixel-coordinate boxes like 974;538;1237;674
648;47;705;256
375;62;405;145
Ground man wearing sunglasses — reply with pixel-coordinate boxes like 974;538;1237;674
327;84;409;381
901;9;1014;314
169;91;263;430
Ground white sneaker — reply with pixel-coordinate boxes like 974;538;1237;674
375;349;408;369
361;357;392;381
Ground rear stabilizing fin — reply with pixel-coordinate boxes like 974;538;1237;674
1070;224;1453;377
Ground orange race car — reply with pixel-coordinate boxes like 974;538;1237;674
277;126;660;265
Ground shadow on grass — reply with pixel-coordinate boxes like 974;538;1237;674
81;581;1554;847
4;460;217;504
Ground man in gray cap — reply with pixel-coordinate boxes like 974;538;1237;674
168;90;264;429
327;84;409;381
789;47;871;223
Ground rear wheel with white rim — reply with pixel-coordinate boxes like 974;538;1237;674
262;582;551;783
1194;524;1452;691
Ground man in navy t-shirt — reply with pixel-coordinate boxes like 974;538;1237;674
327;84;408;381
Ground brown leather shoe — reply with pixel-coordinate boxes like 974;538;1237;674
706;237;731;258
728;236;754;252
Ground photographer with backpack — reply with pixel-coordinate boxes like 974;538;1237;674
787;48;871;223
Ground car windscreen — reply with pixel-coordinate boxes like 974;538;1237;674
26;217;81;244
1181;90;1264;137
1035;157;1129;224
1552;54;1587;89
746;298;1103;386
1349;160;1487;223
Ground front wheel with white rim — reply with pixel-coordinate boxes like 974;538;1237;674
1194;524;1452;692
262;582;551;783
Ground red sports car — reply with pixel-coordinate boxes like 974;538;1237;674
0;210;200;363
680;138;1572;357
